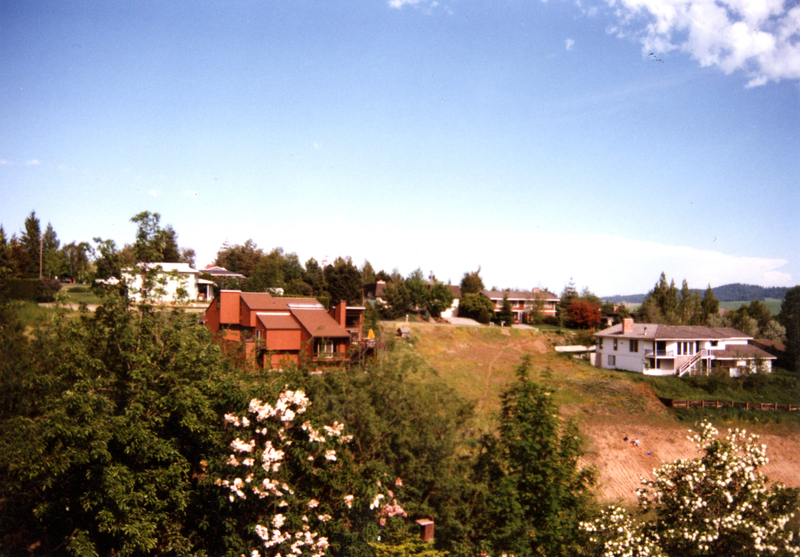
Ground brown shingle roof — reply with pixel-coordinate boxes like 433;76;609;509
240;292;323;311
256;313;300;330
480;289;559;302
595;323;749;340
291;309;350;338
712;344;776;360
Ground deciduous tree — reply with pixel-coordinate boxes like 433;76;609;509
458;292;494;324
567;299;602;329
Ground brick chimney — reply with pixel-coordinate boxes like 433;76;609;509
622;318;634;334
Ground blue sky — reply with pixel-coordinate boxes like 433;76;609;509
1;0;798;296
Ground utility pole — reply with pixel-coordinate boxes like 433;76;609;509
39;235;43;279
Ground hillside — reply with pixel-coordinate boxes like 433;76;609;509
384;322;800;504
603;283;791;304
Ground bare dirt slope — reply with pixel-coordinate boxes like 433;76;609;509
577;416;800;504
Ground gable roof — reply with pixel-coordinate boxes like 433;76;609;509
202;265;246;279
594;323;750;340
712;343;776;360
240;292;324;311
480;289;559;302
291;309;350;338
127;262;198;274
256;313;301;330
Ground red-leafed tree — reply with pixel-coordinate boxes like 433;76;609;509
567;300;602;329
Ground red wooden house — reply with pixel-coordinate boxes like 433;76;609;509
205;290;364;369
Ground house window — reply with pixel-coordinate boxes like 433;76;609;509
599;338;604;349
613;339;618;351
316;338;335;355
608;355;616;367
630;339;638;352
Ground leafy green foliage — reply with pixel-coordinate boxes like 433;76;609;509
473;357;596;557
382;280;412;319
458;292;494;324
0;294;250;556
427;281;455;318
297;354;479;556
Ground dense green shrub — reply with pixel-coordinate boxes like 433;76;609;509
2;277;61;302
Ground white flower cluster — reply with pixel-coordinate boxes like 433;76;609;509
217;390;405;557
582;420;798;556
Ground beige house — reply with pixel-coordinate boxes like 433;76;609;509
480;288;559;323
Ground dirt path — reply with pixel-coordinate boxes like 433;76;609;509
579;417;800;503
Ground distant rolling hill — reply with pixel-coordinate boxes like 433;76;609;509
603;283;791;305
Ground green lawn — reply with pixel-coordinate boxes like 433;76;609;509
58;284;105;305
719;298;783;315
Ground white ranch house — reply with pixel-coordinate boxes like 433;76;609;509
594;318;775;376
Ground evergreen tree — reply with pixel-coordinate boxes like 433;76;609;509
460;268;485;296
475;358;595;557
558;279;579;326
701;284;720;325
0;225;14;279
777;286;800;373
498;292;514;325
303;257;327;298
20;210;41;277
381;280;412;319
42;222;65;279
362;260;376;286
677;279;697;325
324;256;363;306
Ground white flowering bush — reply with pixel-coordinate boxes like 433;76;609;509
216;388;407;557
582;421;799;557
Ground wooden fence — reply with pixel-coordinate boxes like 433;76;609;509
661;398;800;411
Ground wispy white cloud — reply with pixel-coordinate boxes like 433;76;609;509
26;159;41;165
388;0;451;13
603;0;800;86
149;189;162;197
185;190;198;197
566;38;576;50
388;0;425;8
0;159;11;165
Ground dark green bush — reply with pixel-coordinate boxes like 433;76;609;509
2;278;61;302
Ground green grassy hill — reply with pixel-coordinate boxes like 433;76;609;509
383;322;798;430
381;321;800;502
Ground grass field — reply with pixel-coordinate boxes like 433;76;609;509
719;298;784;315
58;284;105;305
